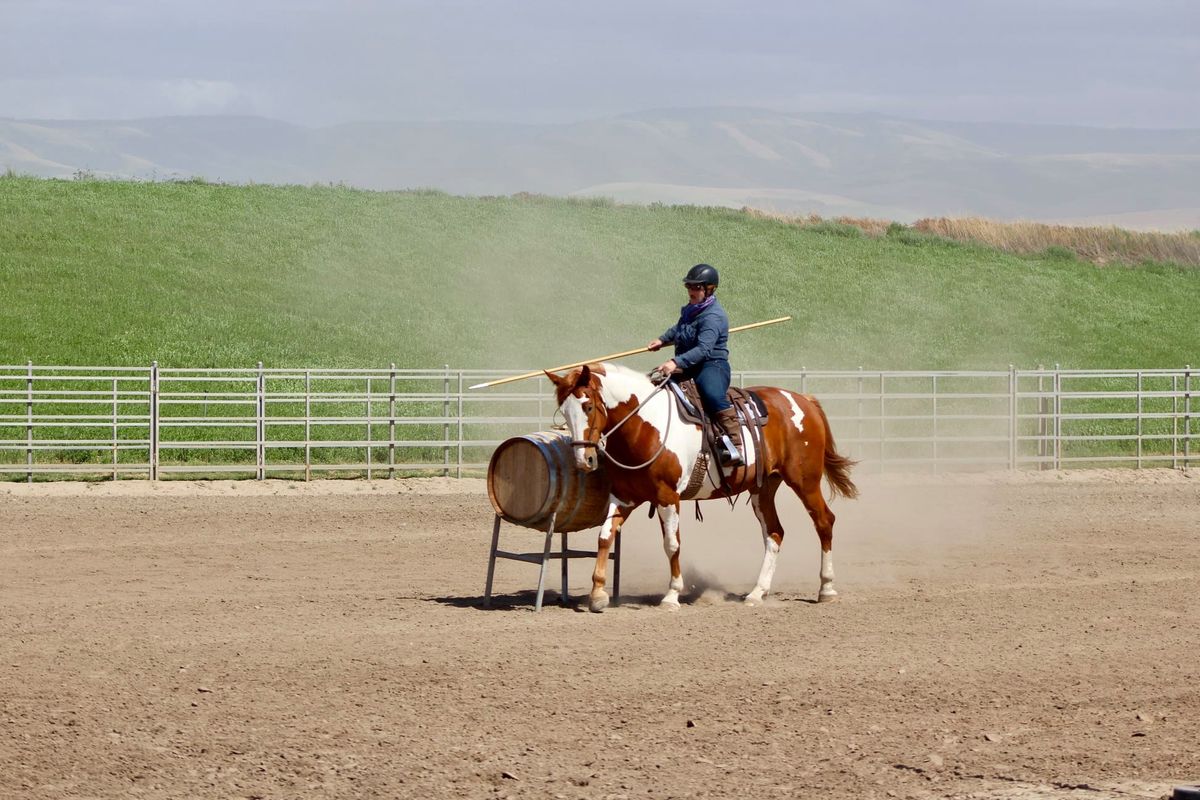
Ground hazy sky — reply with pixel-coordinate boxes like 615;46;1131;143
2;0;1197;128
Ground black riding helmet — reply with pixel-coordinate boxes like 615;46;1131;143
682;263;719;287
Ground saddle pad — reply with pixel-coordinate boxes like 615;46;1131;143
665;378;771;495
667;379;768;427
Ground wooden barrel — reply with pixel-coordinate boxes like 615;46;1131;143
487;431;612;532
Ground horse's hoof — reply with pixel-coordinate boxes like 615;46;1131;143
817;591;839;603
743;593;764;607
589;593;609;613
660;597;680;611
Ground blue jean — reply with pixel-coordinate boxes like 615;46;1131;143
674;359;732;414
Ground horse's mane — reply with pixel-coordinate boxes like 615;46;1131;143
597;361;651;385
594;362;654;405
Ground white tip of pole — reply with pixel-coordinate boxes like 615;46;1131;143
468;382;488;390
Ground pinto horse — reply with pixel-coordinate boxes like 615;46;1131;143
546;362;858;612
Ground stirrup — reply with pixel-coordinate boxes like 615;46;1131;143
719;435;743;466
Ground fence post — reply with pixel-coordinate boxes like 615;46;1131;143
457;370;464;478
26;360;33;482
1172;372;1179;470
365;376;373;480
1185;365;1192;468
150;361;159;481
1036;366;1046;469
443;364;450;477
1053;364;1062;470
304;370;312;481
538;375;546;426
1008;364;1017;470
112;377;119;481
856;367;864;463
932;374;939;472
389;363;396;480
256;361;265;480
1136;370;1143;469
879;372;886;473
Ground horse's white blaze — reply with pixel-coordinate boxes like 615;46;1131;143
561;394;591;468
783;391;806;433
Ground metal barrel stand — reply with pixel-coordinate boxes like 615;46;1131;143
483;512;622;611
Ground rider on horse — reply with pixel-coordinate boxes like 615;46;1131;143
648;263;744;466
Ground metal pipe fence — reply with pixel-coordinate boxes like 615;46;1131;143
0;363;1194;480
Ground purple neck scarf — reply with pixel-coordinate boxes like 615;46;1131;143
681;295;715;323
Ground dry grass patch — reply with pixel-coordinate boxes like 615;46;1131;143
913;217;1200;267
742;208;893;237
742;207;1200;267
829;215;893;237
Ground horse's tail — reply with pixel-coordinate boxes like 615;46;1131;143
811;397;859;500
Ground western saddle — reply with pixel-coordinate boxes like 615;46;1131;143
664;378;769;500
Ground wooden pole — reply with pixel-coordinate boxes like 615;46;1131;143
468;316;792;389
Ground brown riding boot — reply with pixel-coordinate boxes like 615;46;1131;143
715;407;744;466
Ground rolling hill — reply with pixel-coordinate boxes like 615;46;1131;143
3;109;1199;229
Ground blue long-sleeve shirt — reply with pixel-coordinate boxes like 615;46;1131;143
660;298;730;370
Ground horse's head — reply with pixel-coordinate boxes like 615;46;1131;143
545;363;608;472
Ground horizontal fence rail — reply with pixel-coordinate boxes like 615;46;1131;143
0;363;1194;480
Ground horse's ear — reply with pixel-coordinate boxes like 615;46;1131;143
544;370;565;387
576;364;591;388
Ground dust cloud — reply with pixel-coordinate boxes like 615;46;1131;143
605;474;1005;605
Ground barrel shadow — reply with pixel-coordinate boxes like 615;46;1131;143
429;590;583;612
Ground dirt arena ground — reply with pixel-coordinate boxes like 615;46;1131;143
2;470;1198;800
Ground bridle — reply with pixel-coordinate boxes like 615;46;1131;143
568;380;672;471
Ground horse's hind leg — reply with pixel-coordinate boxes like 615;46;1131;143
746;474;785;606
791;476;838;602
656;503;684;609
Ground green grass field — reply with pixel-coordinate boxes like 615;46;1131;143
3;175;1197;372
1;176;1197;476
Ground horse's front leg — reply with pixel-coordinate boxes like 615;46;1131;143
656;503;684;609
590;498;635;613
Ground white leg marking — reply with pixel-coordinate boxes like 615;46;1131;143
745;493;780;606
589;498;623;613
589;591;609;612
598;498;620;542
657;504;683;609
818;549;837;601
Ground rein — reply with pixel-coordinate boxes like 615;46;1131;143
573;380;673;471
